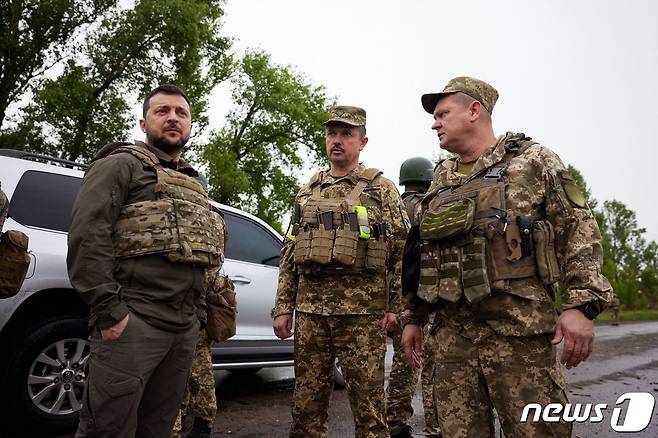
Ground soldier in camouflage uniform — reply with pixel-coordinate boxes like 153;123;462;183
68;84;225;437
172;329;216;438
386;157;438;438
0;183;7;231
400;77;613;437
272;106;408;438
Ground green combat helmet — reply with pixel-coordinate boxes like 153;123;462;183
399;157;434;185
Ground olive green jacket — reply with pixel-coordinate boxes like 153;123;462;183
67;141;206;332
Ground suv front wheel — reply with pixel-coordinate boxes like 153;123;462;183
6;317;89;433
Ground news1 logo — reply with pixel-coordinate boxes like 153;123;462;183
520;392;656;432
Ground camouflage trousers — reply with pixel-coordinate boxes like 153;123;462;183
171;329;217;438
420;321;441;438
432;326;571;438
291;312;388;438
385;328;420;434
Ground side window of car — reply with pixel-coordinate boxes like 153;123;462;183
223;212;282;267
10;171;82;232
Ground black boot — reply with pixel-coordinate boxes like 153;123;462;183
187;417;212;438
390;424;415;438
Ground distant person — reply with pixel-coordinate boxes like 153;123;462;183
386;157;439;438
68;84;225;437
272;106;407;438
401;76;613;437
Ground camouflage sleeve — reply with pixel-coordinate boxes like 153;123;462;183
399;281;436;328
271;209;299;318
66;154;133;330
0;185;7;231
539;147;613;311
379;178;408;311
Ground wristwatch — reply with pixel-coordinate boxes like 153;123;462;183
576;302;600;320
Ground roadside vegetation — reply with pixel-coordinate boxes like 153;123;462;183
597;309;658;322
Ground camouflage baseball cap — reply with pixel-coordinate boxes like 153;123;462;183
323;105;366;127
421;76;499;115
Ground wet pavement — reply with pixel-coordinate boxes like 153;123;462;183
48;321;658;437
206;321;658;437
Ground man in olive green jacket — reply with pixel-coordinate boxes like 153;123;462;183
68;84;220;438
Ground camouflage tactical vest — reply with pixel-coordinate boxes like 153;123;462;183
109;144;224;268
417;137;543;304
291;168;388;276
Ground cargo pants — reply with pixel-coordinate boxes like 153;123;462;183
420;321;442;438
291;312;388;438
432;326;571;438
75;312;198;438
385;328;420;434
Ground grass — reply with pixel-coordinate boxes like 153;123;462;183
596;309;658;322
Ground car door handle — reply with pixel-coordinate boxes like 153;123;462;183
229;275;251;285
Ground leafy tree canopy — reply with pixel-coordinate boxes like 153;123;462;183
1;0;232;161
202;50;332;232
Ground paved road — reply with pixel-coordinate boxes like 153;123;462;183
205;321;658;437
47;321;658;437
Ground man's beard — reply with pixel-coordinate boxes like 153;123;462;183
146;130;190;156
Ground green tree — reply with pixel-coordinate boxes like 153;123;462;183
3;0;232;162
202;50;332;232
602;200;647;307
0;0;119;125
640;241;658;308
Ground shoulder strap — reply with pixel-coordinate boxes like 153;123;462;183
109;144;161;168
347;167;382;202
91;141;134;163
360;167;383;182
309;171;323;197
463;134;536;185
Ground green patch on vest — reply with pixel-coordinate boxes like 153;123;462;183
560;171;587;208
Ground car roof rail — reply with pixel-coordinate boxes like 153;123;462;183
0;148;88;170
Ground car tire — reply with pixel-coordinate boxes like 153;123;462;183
5;317;90;434
334;360;346;389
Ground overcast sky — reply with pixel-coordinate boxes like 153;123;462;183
202;0;658;241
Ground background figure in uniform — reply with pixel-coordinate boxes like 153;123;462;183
401;77;613;438
272;106;407;438
68;84;225;437
172;180;225;438
0;183;7;230
386;157;437;438
171;329;216;438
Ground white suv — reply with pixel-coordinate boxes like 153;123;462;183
0;149;293;433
